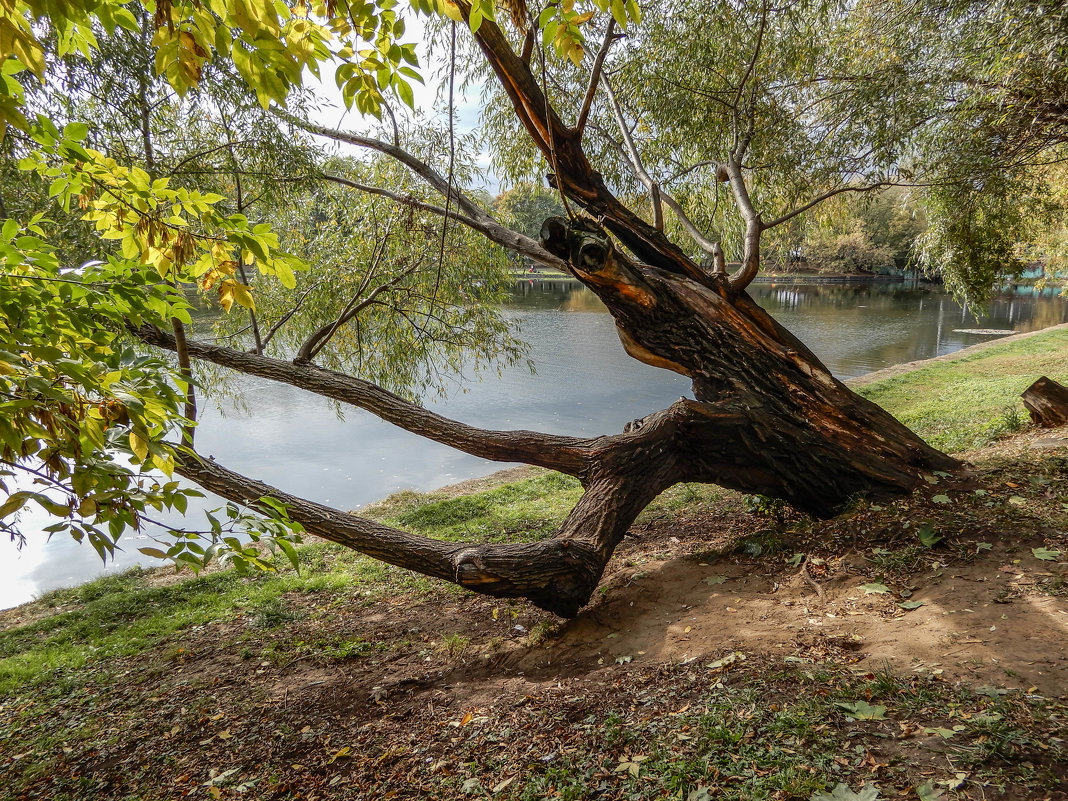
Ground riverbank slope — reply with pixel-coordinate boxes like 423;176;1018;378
1;328;1066;800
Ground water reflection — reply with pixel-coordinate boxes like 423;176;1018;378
2;278;1065;607
511;279;1068;379
752;281;1068;378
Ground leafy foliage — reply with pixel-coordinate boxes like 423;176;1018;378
0;214;193;553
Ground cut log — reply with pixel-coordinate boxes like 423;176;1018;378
1021;376;1068;428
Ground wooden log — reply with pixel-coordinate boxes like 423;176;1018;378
1021;376;1068;427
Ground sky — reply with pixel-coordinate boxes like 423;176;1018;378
301;16;506;195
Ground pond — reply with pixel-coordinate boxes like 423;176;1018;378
3;280;1066;608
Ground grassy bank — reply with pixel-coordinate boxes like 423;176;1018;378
2;329;1067;800
855;326;1068;452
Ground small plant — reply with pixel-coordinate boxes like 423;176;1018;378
867;544;924;576
437;633;470;659
743;494;789;522
249;597;303;629
1038;575;1067;596
324;638;373;660
733;527;784;556
527;620;560;646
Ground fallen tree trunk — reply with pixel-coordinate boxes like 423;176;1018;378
1022;376;1068;428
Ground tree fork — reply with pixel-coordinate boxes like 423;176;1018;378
540;217;960;516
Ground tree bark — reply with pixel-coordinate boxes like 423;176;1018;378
1021;376;1068;428
538;219;958;517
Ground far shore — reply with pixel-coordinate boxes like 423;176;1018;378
848;320;1068;387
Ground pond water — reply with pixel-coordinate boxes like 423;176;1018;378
3;280;1066;608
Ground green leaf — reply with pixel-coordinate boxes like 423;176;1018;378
860;582;889;594
62;122;89;141
931;494;950;504
922;727;957;739
915;780;946;801
275;536;300;572
139;546;170;559
394;76;415;109
1032;547;1063;561
897;600;925;610
835;700;887;720
0;491;30;519
809;783;881;801
916;522;942;548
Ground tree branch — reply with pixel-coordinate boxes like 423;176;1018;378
258;279;324;351
174;451;605;617
763;181;905;229
603;80;723;256
731;2;769;150
274;109;490;223
134;325;595;477
319;173;569;271
296;262;417;363
575;18;615;137
463;5;705;279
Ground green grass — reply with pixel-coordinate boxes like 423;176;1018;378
382;471;583;542
0;538;437;693
0;471;595;693
858;328;1068;451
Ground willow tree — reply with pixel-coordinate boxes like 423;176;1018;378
6;0;1059;616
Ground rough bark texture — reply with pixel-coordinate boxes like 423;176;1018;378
538;219;958;517
1022;376;1068;428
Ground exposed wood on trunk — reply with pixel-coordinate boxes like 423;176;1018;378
1022;376;1068;428
538;218;959;516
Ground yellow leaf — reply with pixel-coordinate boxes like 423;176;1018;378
440;0;464;22
327;746;351;763
275;260;296;289
78;498;97;517
218;282;235;312
153;450;175;478
568;42;585;67
231;282;255;310
130;429;149;462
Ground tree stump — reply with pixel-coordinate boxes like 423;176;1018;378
1021;376;1068;427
